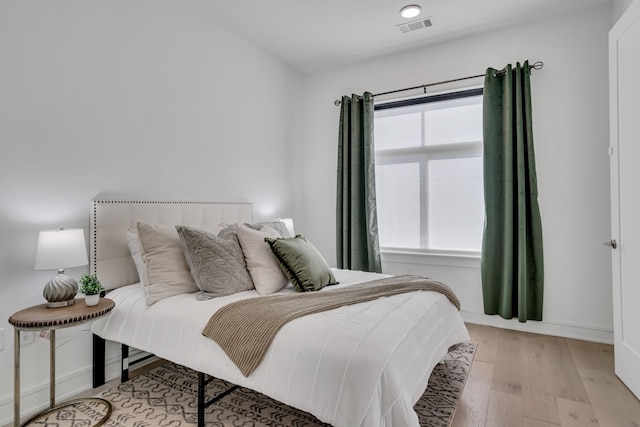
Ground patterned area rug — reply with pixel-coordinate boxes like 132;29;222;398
27;342;476;427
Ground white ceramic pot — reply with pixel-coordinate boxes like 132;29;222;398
84;294;100;306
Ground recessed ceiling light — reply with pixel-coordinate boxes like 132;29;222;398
400;5;422;19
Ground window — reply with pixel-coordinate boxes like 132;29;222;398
374;88;484;253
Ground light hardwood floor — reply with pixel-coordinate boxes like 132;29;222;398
452;323;640;427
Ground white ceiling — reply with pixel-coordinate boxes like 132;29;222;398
196;0;611;74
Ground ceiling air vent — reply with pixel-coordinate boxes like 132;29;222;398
398;17;433;33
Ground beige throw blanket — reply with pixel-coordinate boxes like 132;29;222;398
202;275;461;377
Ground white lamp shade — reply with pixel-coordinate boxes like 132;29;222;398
280;218;295;236
35;228;89;270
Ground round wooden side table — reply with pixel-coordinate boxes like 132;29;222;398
9;298;115;427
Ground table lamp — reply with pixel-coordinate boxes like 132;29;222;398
34;228;89;308
279;218;295;236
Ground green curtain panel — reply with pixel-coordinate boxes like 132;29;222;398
481;61;544;322
336;92;382;273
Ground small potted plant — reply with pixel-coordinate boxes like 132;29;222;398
79;274;104;306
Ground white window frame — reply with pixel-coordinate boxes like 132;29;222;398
374;87;483;259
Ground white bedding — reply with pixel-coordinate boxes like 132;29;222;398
91;268;469;427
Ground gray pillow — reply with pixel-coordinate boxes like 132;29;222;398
265;235;338;292
176;226;254;300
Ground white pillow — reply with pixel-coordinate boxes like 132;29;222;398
127;228;148;291
133;221;200;305
235;222;289;295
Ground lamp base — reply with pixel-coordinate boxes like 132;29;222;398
43;270;78;309
46;299;76;308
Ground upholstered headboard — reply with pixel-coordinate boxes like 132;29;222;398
90;200;253;290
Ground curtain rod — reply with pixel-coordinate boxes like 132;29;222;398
333;61;543;106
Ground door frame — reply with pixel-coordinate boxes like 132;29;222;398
609;0;640;399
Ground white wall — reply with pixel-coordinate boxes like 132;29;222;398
0;1;302;423
613;0;635;22
300;5;614;343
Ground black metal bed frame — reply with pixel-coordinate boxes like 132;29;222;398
92;334;238;427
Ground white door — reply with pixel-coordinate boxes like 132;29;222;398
609;0;640;400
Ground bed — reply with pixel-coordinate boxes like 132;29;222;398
89;200;470;427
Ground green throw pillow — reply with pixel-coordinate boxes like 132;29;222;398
265;235;338;292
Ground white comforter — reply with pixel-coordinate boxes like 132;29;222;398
91;269;469;427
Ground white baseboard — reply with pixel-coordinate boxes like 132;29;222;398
461;310;614;344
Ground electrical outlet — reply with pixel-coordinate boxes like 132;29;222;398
20;331;35;345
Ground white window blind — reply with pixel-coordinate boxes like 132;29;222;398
374;89;484;253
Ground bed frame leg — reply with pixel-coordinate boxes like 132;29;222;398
121;344;129;382
198;372;205;427
196;372;239;426
92;334;106;388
